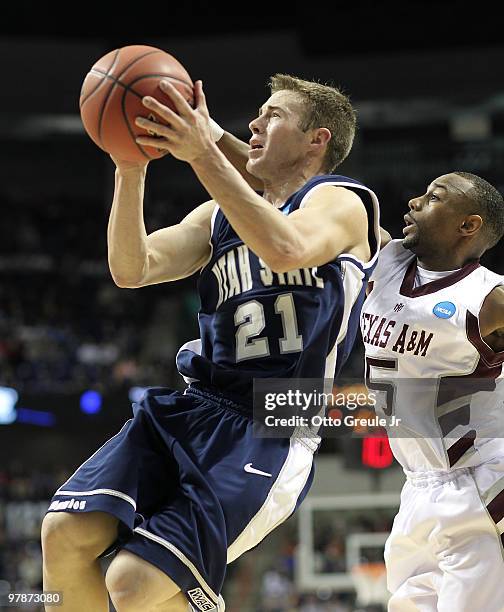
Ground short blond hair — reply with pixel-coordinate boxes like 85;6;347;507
269;74;356;172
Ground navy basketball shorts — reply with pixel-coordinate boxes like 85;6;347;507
46;385;318;611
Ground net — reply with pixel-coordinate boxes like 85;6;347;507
351;561;389;607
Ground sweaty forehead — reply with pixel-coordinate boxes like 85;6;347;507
430;173;474;197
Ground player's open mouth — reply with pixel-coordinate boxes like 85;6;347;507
248;144;264;157
403;214;416;235
249;138;264;150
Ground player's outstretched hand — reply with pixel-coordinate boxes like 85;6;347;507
135;80;213;163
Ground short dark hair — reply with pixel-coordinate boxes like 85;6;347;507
269;74;357;173
455;171;504;248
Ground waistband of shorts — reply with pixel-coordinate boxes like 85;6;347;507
185;383;253;417
404;467;474;486
186;384;320;452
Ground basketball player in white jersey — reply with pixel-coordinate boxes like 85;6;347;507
362;172;504;611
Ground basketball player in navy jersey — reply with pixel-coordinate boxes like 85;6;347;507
41;75;380;612
363;172;504;610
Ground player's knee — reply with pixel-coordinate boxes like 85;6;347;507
41;511;117;566
106;551;180;611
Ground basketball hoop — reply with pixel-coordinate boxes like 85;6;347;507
351;562;389;608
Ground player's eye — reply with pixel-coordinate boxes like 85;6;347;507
429;194;439;201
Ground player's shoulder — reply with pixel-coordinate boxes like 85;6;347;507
490;282;504;299
462;263;504;297
380;238;410;258
302;183;364;212
182;200;217;227
482;282;504;310
297;174;378;209
304;173;374;194
475;272;504;338
371;239;413;281
476;264;504;287
465;265;504;312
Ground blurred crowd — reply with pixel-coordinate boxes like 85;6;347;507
0;193;201;393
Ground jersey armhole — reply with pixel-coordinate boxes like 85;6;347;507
466;309;504;367
298;180;381;272
198;204;220;275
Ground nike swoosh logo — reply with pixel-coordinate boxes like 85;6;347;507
244;463;272;478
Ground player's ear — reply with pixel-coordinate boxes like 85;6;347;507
310;127;331;147
460;214;483;236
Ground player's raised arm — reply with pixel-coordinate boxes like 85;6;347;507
276;185;371;269
135;80;368;273
175;158;367;273
107;157;213;288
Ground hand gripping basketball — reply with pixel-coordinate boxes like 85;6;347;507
80;45;194;163
135;80;215;163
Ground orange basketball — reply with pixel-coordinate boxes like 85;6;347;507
79;45;194;162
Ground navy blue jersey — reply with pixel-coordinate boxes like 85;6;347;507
177;175;380;404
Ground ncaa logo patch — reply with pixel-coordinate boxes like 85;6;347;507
433;301;456;319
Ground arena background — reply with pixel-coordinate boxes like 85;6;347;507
0;5;503;611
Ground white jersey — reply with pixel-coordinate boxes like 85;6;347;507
361;239;504;472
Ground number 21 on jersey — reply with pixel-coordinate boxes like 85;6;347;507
234;293;303;362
